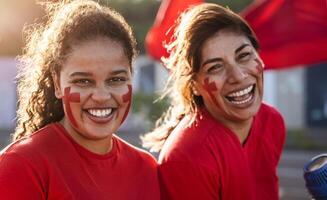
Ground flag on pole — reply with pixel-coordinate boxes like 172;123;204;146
242;0;327;69
146;0;203;61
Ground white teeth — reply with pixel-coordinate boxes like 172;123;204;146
230;95;253;105
227;85;253;97
88;108;112;118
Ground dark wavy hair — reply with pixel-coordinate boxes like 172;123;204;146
14;0;137;141
142;3;259;152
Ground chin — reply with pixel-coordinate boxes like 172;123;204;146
91;127;115;137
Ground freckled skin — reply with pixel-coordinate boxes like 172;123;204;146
63;87;80;128
121;84;132;125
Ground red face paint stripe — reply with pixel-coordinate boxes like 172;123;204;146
254;58;264;73
203;78;220;108
63;87;80;128
121;84;132;125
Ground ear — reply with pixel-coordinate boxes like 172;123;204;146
191;80;200;96
52;71;63;99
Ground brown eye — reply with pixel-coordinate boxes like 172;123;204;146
238;52;251;61
72;79;93;87
207;64;223;73
107;76;127;86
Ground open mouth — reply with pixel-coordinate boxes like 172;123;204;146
225;84;255;105
83;107;117;124
86;108;114;118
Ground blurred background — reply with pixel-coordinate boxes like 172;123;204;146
0;0;326;199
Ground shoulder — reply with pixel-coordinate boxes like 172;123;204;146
257;102;285;130
0;123;63;163
257;103;285;130
114;135;157;168
159;111;222;165
0;124;60;179
257;103;286;151
259;103;284;120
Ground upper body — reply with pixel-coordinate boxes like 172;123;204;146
158;103;285;200
142;3;286;200
0;123;159;200
0;1;159;199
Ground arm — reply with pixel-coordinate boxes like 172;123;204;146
158;161;219;200
0;152;45;199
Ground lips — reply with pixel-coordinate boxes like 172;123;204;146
87;108;113;118
225;84;255;105
84;107;116;123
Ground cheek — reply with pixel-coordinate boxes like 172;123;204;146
254;58;264;74
120;84;132;124
203;78;218;94
109;85;131;105
63;87;81;128
202;78;220;108
122;84;132;103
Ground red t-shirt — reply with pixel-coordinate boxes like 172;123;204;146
158;103;286;200
0;123;160;200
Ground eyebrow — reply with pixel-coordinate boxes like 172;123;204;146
235;43;250;54
201;58;223;68
69;72;92;77
201;43;251;68
69;69;128;78
110;69;128;76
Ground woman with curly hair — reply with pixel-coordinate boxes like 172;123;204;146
143;3;285;200
0;1;159;199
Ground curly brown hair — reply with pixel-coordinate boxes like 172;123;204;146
14;0;137;141
142;3;259;152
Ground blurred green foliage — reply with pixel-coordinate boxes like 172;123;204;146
0;0;253;55
101;0;253;53
101;0;161;54
132;91;169;127
285;129;327;151
207;0;253;12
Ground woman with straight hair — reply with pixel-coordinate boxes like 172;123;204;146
0;1;160;199
143;3;286;200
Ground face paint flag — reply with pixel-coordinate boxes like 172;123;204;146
254;58;264;73
203;78;219;108
63;87;80;128
121;84;132;125
146;0;203;61
242;0;327;69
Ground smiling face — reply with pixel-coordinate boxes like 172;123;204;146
193;30;264;127
53;37;132;153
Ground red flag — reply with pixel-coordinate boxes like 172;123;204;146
146;0;203;61
242;0;327;69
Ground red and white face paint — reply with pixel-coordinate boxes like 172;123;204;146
54;37;132;153
254;58;264;74
63;87;80;128
121;84;132;125
194;30;264;125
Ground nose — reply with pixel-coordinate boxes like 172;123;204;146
91;86;111;103
226;65;248;84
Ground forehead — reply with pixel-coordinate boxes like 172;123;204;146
62;37;130;74
201;30;251;59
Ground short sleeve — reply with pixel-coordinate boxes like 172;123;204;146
158;161;219;200
0;152;45;199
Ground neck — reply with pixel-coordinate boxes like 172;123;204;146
60;119;113;155
211;114;253;144
228;119;253;144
